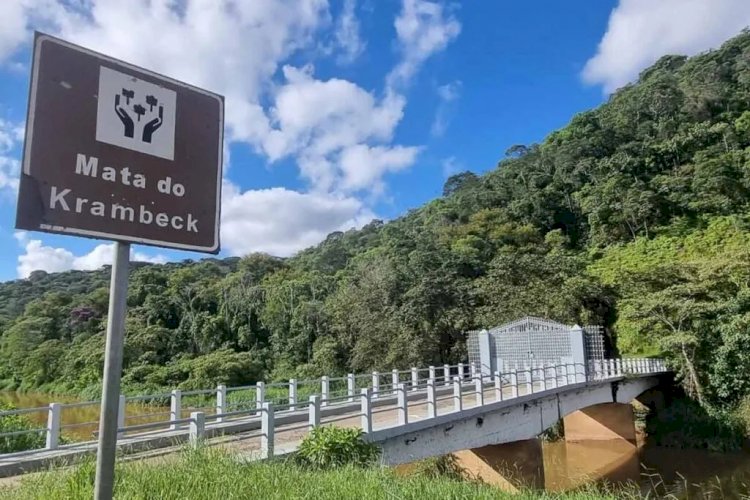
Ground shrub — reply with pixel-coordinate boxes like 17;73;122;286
734;395;750;434
540;419;564;442
645;398;745;452
410;454;468;481
0;402;46;453
295;426;380;469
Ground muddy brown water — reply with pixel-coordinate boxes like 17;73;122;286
543;439;750;497
4;392;750;496
395;440;750;496
395;436;750;496
0;391;194;441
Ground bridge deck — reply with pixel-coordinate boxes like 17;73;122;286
231;382;519;458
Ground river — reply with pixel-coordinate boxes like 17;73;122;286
3;391;750;496
543;439;750;497
394;439;750;497
0;391;176;441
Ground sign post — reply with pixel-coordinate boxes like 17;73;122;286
16;33;223;499
94;241;129;499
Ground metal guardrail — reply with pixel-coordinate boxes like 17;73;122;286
0;358;667;456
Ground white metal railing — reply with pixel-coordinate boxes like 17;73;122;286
0;358;667;457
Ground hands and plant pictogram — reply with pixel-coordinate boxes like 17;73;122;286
142;105;163;143
121;88;135;105
114;93;135;138
112;88;166;143
133;103;146;122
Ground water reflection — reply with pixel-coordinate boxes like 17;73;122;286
544;440;750;497
543;440;639;491
398;439;750;497
636;446;750;498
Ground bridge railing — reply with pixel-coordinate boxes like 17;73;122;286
0;358;667;457
194;357;667;455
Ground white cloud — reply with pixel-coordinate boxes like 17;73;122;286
0;118;23;151
262;65;420;193
132;252;167;264
0;156;20;194
72;243;167;271
333;0;365;64
264;66;403;160
338;144;420;193
221;181;374;257
16;238;76;278
14;231;167;278
0;0;29;62
436;80;460;102
0;118;23;195
430;80;460;137
388;0;461;88
584;0;750;93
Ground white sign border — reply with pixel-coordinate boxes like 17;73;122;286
22;32;224;254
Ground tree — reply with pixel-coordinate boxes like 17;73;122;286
620;275;715;405
442;171;479;197
504;144;529;158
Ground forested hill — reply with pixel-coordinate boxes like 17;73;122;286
3;31;750;408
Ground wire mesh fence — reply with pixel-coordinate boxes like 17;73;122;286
468;316;606;372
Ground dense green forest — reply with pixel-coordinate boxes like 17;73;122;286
2;31;750;410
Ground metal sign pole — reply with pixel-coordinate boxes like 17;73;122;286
94;241;130;500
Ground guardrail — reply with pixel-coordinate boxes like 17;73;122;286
0;358;667;457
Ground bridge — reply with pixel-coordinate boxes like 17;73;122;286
0;357;670;484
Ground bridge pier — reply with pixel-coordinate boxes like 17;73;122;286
563;403;636;445
454;440;544;491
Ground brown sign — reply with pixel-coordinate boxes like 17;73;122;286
16;33;224;253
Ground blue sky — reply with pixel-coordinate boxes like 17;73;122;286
1;0;749;281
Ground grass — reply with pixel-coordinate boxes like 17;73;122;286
0;447;629;500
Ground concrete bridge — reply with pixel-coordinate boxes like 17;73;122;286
369;368;663;464
369;364;667;489
0;358;669;482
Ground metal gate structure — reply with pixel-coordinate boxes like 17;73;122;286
467;316;605;376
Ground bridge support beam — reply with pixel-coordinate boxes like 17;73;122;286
563;403;636;445
454;439;544;492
